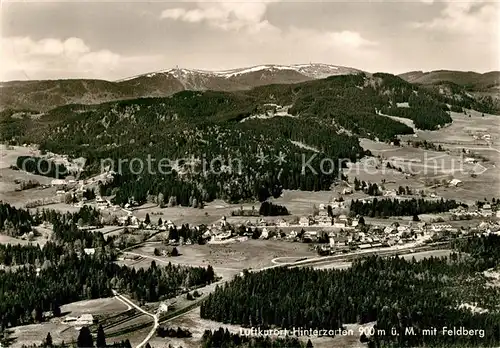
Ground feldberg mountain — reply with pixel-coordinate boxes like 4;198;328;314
0;64;361;111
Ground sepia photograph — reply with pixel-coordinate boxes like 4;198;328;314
0;0;499;347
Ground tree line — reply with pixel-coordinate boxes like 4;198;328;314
349;198;461;217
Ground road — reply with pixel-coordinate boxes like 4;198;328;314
116;251;240;347
112;290;159;348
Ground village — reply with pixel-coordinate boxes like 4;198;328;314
40;186;499;260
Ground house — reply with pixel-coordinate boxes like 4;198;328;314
211;231;232;242
342;187;353;195
431;224;452;232
302;230;317;242
258;218;267;227
448;178;462;187
299;216;311;227
481;204;493;216
220;216;228;227
260;228;269;239
397;226;409;235
384;226;397;234
166;220;175;229
51;179;66;187
384;190;397;197
276;219;289;227
315;210;332;226
464;157;477;164
96;196;108;208
84;248;95;255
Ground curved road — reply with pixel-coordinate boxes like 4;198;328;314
112;290;159;348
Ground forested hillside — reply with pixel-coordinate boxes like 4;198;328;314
1;73;492;206
0;203;216;329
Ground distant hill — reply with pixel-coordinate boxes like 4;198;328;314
398;70;500;113
0;64;361;112
398;70;500;90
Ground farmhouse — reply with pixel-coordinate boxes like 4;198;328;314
83;248;95;255
333;218;347;228
51;179;66;187
342;187;353;195
464;157;477;164
480;204;493;217
448;179;462;187
384;189;397;197
315;210;332;226
64;314;95;326
276;219;289;227
299;216;311;227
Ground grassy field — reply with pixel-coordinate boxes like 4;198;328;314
360;112;500;205
132;190;336;226
118;239;316;279
6;297;130;348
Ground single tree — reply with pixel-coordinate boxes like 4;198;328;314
96;324;106;347
45;332;53;347
77;326;93;348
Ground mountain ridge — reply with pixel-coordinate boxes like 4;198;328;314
1;63;497;112
0;63;360;112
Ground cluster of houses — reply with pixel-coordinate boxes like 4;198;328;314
450;204;499;219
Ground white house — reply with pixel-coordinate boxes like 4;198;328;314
51;179;66;187
166;220;175;229
448;179;462;187
277;219;289;227
384;190;397;197
342;187;353;195
83;248;95;255
299;216;311;227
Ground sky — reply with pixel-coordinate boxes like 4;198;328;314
1;0;499;81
